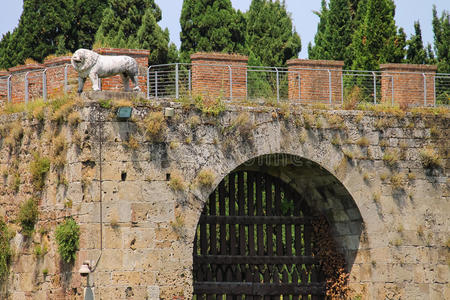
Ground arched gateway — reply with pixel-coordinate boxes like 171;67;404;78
192;153;360;299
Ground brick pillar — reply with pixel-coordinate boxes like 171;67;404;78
44;56;77;97
0;70;10;102
8;63;45;103
94;48;149;94
380;63;437;106
191;52;248;100
287;59;344;104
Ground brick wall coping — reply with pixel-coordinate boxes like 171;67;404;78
94;48;150;56
9;63;45;73
43;56;72;67
287;59;344;68
191;52;248;63
380;63;438;73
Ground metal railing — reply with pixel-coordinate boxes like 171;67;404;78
1;63;449;107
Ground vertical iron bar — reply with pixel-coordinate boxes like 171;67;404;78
422;73;427;106
328;69;332;104
391;75;394;106
25;72;29;104
43;69;47;102
228;65;232;100
372;71;376;104
7;75;11;103
155;70;158;98
433;75;436;107
147;67;150;99
64;65;68;94
340;72;344;105
276;67;279;102
175;63;179;99
188;69;191;95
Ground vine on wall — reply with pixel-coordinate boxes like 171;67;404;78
312;216;351;299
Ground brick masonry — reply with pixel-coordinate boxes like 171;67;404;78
287;59;345;104
191;52;248;100
0;95;448;299
380;63;437;106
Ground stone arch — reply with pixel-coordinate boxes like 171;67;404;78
191;153;365;291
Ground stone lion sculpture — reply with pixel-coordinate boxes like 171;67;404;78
71;49;141;93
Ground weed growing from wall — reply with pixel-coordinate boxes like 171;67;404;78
30;153;50;192
18;198;38;236
419;147;443;169
55;217;80;264
143;111;166;142
0;218;12;281
196;169;215;187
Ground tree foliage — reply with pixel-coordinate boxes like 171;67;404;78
245;0;301;67
405;21;429;64
0;0;107;69
95;0;175;65
308;0;353;66
55;217;80;263
350;0;406;70
432;6;450;73
180;0;246;62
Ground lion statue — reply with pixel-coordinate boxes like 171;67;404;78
71;49;141;93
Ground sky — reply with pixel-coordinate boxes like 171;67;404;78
0;0;448;59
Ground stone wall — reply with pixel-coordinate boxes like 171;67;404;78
0;94;448;299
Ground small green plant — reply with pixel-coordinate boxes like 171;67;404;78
170;215;186;239
168;171;186;191
42;268;49;277
34;243;48;258
143;111;166;142
396;224;404;233
419;147;443;169
196;169;215;187
331;135;342;146
355;112;364;123
298;130;307;144
0;218;12;281
55;217;80;263
342;149;354;160
188;115;201;128
382;149;399;167
229;112;255;139
12;172;20;193
124;135;139;150
64;199;73;209
407;172;416;181
302;112;315;129
194;95;225;116
67;111;81;126
380;172;389;181
429;126;440;138
356;137;370;147
30;153;50;191
326;114;344;129
379;139;389;148
375;117;392;129
373;192;380;203
18;198;38;236
99;99;112;109
390;173;404;189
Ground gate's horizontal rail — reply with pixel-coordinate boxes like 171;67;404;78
199;215;313;225
194;282;326;296
194;255;317;265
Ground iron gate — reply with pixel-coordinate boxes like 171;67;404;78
193;171;328;299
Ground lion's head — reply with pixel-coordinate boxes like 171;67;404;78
71;49;99;72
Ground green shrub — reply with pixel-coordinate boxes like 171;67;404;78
0;218;12;280
55;218;80;263
18;198;38;236
30;153;50;191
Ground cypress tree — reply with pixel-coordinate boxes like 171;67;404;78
405;21;428;64
350;0;405;70
179;0;246;62
308;0;353;66
0;0;107;69
432;6;450;73
95;0;173;65
245;0;301;67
